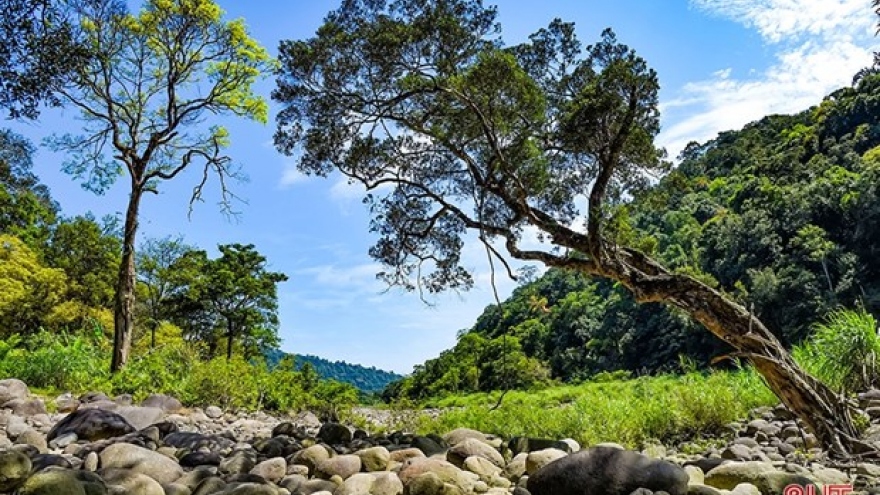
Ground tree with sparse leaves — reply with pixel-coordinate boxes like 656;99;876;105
274;0;873;457
46;0;274;372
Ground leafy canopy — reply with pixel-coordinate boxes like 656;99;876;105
274;0;665;294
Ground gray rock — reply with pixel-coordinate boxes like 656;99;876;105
317;422;352;445
356;445;391;472
0;379;29;404
15;428;47;453
443;428;487;446
525;448;568;475
114;406;165;431
140;394;183;413
205;406;224;419
3;397;47;416
527;447;688;495
704;461;819;494
315;454;361;480
0;448;32;491
47;408;135;442
6;414;28;438
219;448;258;475
290;444;332;475
54;393;80;413
250;457;287;483
101;468;165;495
99;442;184;485
509;437;573;455
447;437;504;468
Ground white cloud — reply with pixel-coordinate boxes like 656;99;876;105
660;0;876;157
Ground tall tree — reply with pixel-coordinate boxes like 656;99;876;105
136;236;195;348
0;0;95;119
197;244;287;361
273;0;870;456
0;130;59;247
46;0;274;371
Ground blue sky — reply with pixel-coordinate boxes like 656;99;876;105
7;0;878;374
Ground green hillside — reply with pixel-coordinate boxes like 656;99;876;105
388;73;880;401
266;349;402;393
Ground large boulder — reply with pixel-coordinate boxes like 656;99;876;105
317;422;352;445
98;442;184;485
526;447;689;495
0;379;29;404
140;394;183;413
0;448;32;492
509;437;573;455
704;461;819;494
114;406;165;431
47;408;135;442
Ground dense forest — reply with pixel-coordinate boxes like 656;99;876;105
265;350;402;393
386;72;880;401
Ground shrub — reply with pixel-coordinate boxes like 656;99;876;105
793;307;880;393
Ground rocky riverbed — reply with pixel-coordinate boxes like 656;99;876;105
1;378;880;494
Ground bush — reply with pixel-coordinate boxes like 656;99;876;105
111;342;201;400
0;330;110;393
793;307;880;393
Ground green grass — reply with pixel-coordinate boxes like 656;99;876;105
385;368;776;449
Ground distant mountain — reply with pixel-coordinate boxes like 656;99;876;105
265;349;403;393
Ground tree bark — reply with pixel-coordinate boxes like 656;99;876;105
111;188;143;373
591;246;872;457
226;319;234;361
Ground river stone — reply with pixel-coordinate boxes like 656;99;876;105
180;451;222;468
16;428;47;452
219;448;258;475
102;468;165;495
398;457;475;494
464;455;503;481
140;394;183;413
205;406;223;419
0;379;29;404
509;437;573;455
687;486;724;495
390;447;426;463
3;397;47;416
48;408;135;442
526;448;568;475
317;422;351;445
444;428;487;446
684;465;704;485
315;454;361;480
447;437;504;468
412;435;448;457
32;453;73;472
729;483;762;495
99;442;184;484
251;457;287;483
291;444;333;475
165;431;235;452
505;453;528;482
192;477;227;495
0;448;32;491
704;461;819;494
357;445;391;471
114;406;165;431
527;447;689;495
163;483;193;495
6;414;28;438
214;482;278;494
19;467;88;495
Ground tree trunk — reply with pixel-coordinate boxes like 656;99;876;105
111;189;143;373
226;319;234;361
592;247;873;457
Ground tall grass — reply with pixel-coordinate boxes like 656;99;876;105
393;368;776;448
793;307;880;394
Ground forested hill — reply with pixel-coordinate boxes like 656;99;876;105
265;350;402;393
387;73;880;401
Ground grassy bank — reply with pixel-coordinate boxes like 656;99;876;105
387;368;777;449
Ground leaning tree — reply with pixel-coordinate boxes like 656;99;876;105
274;0;876;456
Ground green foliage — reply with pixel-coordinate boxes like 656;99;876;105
266;351;403;393
388;72;880;399
793;308;880;393
0;330;110;392
401;368;775;448
0;234;69;335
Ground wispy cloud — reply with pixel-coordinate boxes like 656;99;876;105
660;0;876;157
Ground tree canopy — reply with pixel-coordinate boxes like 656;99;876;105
274;0;874;456
43;0;274;371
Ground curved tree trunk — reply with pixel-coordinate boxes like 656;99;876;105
590;246;872;457
111;189;143;373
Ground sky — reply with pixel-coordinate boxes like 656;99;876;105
6;0;878;374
